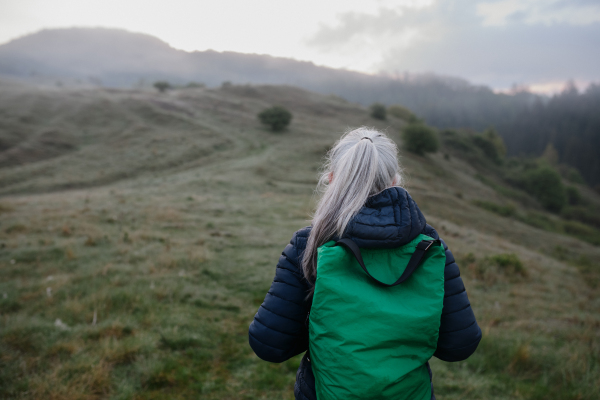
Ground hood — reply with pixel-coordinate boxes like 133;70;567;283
342;186;426;249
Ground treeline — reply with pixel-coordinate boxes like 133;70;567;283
494;83;600;187
432;125;600;246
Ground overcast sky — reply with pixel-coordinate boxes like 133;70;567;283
0;0;598;92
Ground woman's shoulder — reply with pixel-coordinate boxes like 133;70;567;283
278;226;312;272
421;224;440;240
290;226;312;251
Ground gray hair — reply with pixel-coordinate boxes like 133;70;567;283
302;127;402;292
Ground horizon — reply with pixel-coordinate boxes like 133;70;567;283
1;0;599;94
0;25;594;96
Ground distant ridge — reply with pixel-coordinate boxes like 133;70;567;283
0;27;372;88
0;27;538;132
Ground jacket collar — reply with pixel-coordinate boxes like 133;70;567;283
341;186;426;249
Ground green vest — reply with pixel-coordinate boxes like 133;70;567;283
309;234;446;400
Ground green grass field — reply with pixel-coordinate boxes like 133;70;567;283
0;80;599;399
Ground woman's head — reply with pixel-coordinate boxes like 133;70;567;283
302;127;402;288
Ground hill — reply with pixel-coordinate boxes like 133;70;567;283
0;28;537;130
0;81;599;399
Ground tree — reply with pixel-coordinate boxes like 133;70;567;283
258;106;292;132
370;103;387;120
541;142;559;165
565;186;582;206
518;165;567;212
153;81;171;93
402;123;439;155
388;105;417;122
472;128;506;164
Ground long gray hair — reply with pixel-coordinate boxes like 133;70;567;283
302;127;402;290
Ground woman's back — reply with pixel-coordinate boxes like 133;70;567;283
309;205;446;398
248;128;481;400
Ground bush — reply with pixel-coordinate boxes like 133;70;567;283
488;253;527;278
258;106;293;132
565;186;583;205
443;132;477;154
558;164;585;184
468;253;528;284
388;105;417;122
153;81;171;93
513;165;567;212
369;103;387;120
402;123;439;155
472;128;506;164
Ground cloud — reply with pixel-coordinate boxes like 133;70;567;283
307;0;600;90
476;0;600;26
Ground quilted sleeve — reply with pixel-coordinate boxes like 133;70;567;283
248;227;312;363
422;224;482;362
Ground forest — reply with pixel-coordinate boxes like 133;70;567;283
496;83;600;187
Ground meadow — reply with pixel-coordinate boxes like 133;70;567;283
0;79;599;399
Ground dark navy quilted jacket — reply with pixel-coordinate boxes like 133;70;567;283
249;187;482;400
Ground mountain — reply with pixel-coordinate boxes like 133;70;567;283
0;28;537;131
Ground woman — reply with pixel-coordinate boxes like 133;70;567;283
249;127;481;399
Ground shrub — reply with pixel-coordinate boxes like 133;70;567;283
488;253;527;277
369;103;387;120
513;165;567;212
258;106;293;132
153;81;171;93
565;186;582;205
388;105;416;122
444;133;477;154
472;128;506;164
558;165;585;184
468;253;528;283
402;123;439;155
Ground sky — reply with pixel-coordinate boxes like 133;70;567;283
0;0;599;93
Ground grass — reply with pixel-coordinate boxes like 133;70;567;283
472;200;516;217
473;199;600;246
474;174;539;207
0;80;599;399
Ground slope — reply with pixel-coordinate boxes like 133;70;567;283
0;81;598;399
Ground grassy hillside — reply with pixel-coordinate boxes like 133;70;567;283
0;80;599;399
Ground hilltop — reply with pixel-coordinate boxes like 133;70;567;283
0;27;537;131
0;81;598;399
